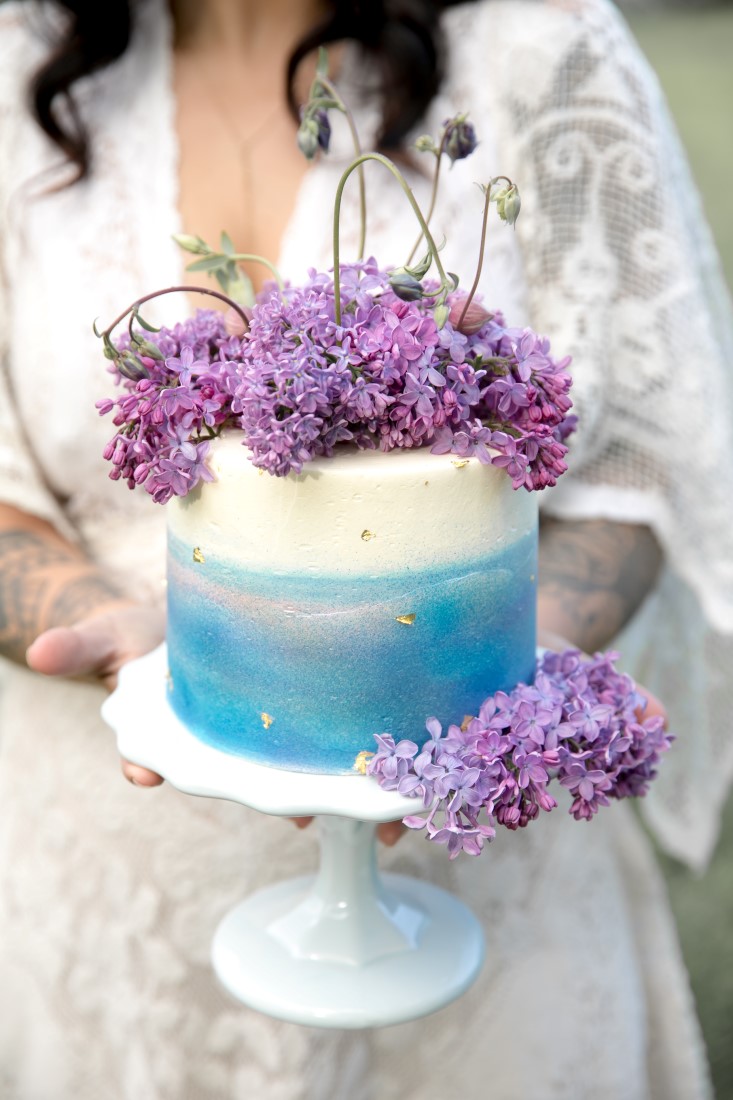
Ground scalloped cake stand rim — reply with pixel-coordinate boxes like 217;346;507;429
101;643;420;822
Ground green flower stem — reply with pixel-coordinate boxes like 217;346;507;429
230;254;284;291
316;76;367;260
457;176;513;328
405;134;447;267
99;286;251;340
332;152;450;326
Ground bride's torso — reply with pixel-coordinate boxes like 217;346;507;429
1;0;529;598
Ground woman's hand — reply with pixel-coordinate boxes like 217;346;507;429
26;601;166;787
291;816;406;847
538;628;667;726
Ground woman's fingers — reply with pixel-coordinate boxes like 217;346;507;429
26;620;118;679
26;604;165;688
637;687;668;726
288;816;406;845
121;759;165;787
376;820;406;846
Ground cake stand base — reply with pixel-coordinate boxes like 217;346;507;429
102;646;485;1028
213;870;483;1029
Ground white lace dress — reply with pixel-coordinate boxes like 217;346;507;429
1;1;728;1097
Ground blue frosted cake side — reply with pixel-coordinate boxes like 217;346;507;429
166;529;537;773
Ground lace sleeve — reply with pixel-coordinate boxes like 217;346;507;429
0;4;77;539
485;0;733;868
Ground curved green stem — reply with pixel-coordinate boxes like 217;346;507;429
405;134;447;267
100;286;250;339
457;187;492;329
230;254;285;290
317;76;367;259
457;177;514;328
332;153;449;325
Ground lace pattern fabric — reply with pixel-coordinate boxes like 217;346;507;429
0;0;725;1095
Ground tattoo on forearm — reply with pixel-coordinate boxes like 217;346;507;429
0;530;122;663
538;518;663;653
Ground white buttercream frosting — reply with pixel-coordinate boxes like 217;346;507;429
168;434;537;575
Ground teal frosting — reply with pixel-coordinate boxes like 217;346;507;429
167;530;537;773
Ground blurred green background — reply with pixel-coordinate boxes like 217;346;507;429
622;4;733;1095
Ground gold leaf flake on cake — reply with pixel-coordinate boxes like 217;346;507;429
192;547;205;564
165;669;174;692
530;574;536;582
460;714;474;732
361;529;376;542
451;459;470;469
395;613;416;626
260;712;274;730
353;750;375;775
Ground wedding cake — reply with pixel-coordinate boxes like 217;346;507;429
166;434;538;774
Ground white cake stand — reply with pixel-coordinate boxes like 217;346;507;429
101;644;485;1029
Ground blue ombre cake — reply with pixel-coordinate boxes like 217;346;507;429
166;435;537;774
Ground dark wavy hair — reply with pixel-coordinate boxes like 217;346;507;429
28;0;479;183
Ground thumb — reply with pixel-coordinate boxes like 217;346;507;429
26;618;118;679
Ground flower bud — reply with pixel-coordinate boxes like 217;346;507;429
433;302;450;329
172;234;209;255
495;184;521;226
297;109;331;160
119;354;150;382
414;134;438;155
448;298;493;335
138;340;164;361
389;271;424;302
443;115;477;163
297;117;320;160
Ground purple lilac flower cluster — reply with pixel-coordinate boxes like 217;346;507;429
96;311;239;503
98;260;575;500
367;649;672;859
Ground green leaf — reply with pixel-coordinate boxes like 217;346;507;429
409;251;433;280
214;269;229;292
447;272;460;290
317;46;329;76
133;311;161;333
220;231;235;256
186;254;227;273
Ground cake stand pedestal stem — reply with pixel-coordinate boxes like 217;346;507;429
266;816;424;965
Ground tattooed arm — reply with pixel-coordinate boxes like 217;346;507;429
0;502;165;785
0;504;130;665
538;516;663;653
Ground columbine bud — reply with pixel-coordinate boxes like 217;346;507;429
389;271;424;302
414;134;438;155
443;115;477;163
119;354;150;382
297;108;331;160
433;302;450;329
138;340;165;361
172;234;209;255
297;117;320;159
448;299;493;335
495;184;521;226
